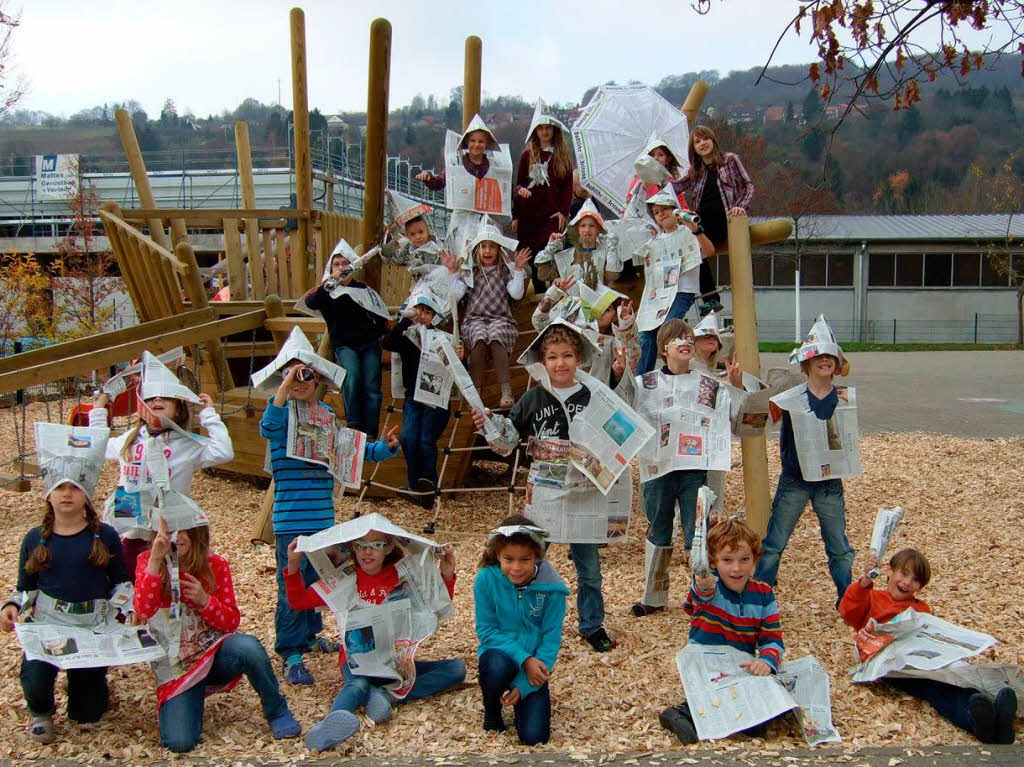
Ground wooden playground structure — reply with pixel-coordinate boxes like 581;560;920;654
0;8;791;538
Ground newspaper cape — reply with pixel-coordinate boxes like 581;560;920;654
443;130;513;219
635;227;703;332
286;400;366;490
295;514;453;699
677;644;841;745
770;384;861;481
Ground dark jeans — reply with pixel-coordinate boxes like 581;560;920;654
638;291;697;374
20;657;108;722
331;658;466;712
274;532;323;658
158;633;290;753
478;649;551;746
642;470;707;550
567;543;604;637
335;342;383;438
399;399;450;488
885;677;979;733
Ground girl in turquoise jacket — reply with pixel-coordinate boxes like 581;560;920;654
473;516;569;745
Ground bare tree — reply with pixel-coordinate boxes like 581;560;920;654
0;3;26;116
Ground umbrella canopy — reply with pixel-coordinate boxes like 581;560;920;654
571;85;690;216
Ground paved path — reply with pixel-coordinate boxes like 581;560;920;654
761;351;1024;438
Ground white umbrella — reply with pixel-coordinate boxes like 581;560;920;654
571;85;690;216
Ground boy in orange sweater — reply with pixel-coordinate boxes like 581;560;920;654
839;549;1016;744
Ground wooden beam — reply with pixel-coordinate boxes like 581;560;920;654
99;210;186;273
114;109;169;250
264;316;325;333
263;229;279;296
0;308;212;374
462;35;482;130
235;121;266;300
713;218;795;256
224;340;278;358
222;219;246;300
101;202;151;323
175;241;236;391
680;80;709;126
263;294;290;350
362;18;391;292
204;298;297;315
0;311;265;395
291;7;313;295
276;229;291;297
119;208;310;223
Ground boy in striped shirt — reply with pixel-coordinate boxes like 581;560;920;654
659;518;784;743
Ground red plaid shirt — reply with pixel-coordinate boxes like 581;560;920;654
677;152;754;212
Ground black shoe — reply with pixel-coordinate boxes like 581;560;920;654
414;478;436;509
584;626;615;652
631;602;665;617
710;301;724;313
995;687;1018;744
969;692;997;743
659;703;698;745
483;710;506;732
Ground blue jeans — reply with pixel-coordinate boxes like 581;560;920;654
20;657;108;722
754;472;854;601
158;633;289;753
399;399;450;488
331;658;466;712
568;543;604;637
638;291;697;374
885;677;980;733
478;649;551;746
642;470;706;550
335;342;383;438
274;532;323;658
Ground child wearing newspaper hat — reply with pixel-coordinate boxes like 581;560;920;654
380;191;442;269
474;516;570;745
0;423;130;744
536;198;626;293
91;351;234;581
754;316;857;606
839;549;1018;744
254;328;400;685
282;522;462;751
659;519;784;744
135;518;301;752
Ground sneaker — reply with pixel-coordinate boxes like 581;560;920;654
659;703;698;745
365;686;393;725
969;692;997;743
499;393;515;409
415;478;436;509
304;710;360;752
995;687;1018;744
28;715;55;744
483;710;506;732
583;626;615;652
309;637;341;654
284;658;315;686
710;301;724;313
631;602;665;617
269;709;301;739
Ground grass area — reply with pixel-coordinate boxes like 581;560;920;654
759;342;1023;352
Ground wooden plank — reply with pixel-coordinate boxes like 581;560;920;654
362;18;391;292
0;310;266;395
119;208;311;222
205;299;296;315
235;121;266;300
263;295;291;350
222;219;246;300
224;340;277;358
124;235;170;318
276;230;291;297
264;316;325;333
290;7;312;296
175;241;235;392
99;210;185;274
102;212;150;323
263;229;279;296
288;229;305;299
115;109;169;250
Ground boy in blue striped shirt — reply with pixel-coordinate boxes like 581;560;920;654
261;358;399;685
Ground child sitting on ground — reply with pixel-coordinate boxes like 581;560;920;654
839;549;1017;744
474;516;570;745
659;519;783;744
284;529;463;751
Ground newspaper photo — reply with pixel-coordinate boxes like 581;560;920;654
677;644;840;745
868;506;904;576
286;399;367;488
413;329;454;410
342;598;419;697
16;622;165;670
333;427;366;490
567;372;654;495
443;130;513;218
771;384;861;481
635;227;703;332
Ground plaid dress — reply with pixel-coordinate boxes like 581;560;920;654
461;264;518;353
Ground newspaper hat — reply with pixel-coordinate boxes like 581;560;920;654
35;422;110;498
486;523;549;551
645;183;679;211
250;325;347;391
138;351;201;405
517;316;602;368
568;198;605;232
634;155;671;186
458;113;500;152
525;99;568;142
467;214;518;264
404;268;452;323
640;132;686;173
790;314;850;376
387;190;433;229
693;310;723;350
578;282;626;323
151;491;210;533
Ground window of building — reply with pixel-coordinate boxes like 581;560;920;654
800;254;827;286
773;254;796;286
923;253;952;287
868;252;895;286
895;253;923;286
827;253;854;286
751;253;772;286
952;253;980;287
980;255;1007;287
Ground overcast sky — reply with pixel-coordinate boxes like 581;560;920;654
10;0;989;118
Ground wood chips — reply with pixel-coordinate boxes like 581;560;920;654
1;401;1022;762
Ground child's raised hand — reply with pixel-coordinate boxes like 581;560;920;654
471;408;492;432
455;343;465;360
198;392;214;409
548;231;565;243
150;517;172;562
517;187;532;199
273;365;300;406
180;572;210;608
611;344;628;378
286;539;304;575
554;275;576;293
415;170;431;182
549;212;566;230
0;604;18;632
513;247;532;271
860;557;880;587
437;544;456;581
440;249;458;274
94;392;111;408
501;688;521;707
617;300;635;327
695;572;716;592
740;659;772;676
382;424;401;451
725;355;743;387
523;657;549;686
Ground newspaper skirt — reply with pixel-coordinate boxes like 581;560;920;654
524;469;632;545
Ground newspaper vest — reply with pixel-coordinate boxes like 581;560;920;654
443;134;513;218
538;242;616;291
770;384;861;481
636;228;703;332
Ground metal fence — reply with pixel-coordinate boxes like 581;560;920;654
757;314;1020;344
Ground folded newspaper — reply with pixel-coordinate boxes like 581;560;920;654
770;384;861;481
868;506;904;577
16;622;165;670
689;486;716;579
635;227;703;332
103;347;186;397
285;399;366;490
677;644;840;745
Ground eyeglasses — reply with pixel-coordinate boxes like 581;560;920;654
665;338;694;350
353;540;389;551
